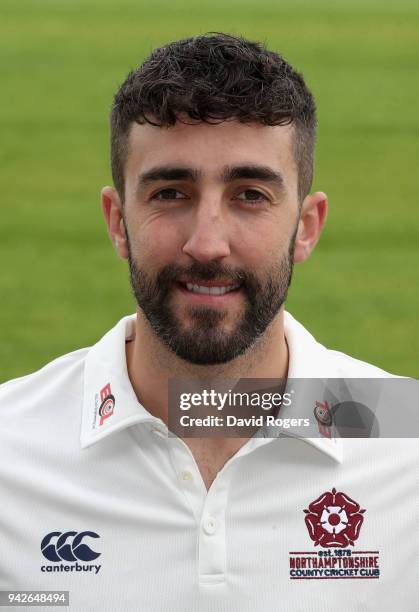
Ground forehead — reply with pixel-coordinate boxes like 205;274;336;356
125;120;297;182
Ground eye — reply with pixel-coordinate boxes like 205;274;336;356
151;188;188;201
235;189;269;204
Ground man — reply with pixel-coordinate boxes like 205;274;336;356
0;34;417;611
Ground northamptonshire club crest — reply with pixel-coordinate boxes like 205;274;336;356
304;487;365;548
94;383;115;428
289;488;380;580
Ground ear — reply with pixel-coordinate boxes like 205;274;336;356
293;191;328;263
101;186;129;260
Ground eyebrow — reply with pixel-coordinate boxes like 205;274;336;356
222;165;285;189
137;166;201;188
136;164;285;190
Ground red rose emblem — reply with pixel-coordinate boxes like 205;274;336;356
304;488;366;548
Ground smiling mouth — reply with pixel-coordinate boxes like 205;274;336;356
175;281;243;297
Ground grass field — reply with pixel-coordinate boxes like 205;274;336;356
1;0;418;381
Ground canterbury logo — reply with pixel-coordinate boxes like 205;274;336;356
41;531;101;562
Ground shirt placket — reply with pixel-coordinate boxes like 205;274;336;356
167;433;274;586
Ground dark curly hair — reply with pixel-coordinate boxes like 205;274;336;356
110;33;317;202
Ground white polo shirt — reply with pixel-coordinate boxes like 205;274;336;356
0;312;417;611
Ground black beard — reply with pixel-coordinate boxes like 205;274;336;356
126;239;296;366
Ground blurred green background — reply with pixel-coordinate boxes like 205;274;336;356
1;0;418;382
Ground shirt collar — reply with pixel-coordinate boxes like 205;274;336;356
81;311;342;462
283;311;343;463
80;314;157;449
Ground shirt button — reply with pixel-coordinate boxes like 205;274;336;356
180;470;193;482
203;516;218;536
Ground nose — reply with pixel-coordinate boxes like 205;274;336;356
182;200;231;263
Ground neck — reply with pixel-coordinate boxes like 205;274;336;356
126;307;289;428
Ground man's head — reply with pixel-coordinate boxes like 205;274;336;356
102;33;327;366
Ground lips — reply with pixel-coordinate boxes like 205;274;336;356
184;282;241;295
177;278;241;286
175;280;243;302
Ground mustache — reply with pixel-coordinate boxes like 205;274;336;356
127;257;262;307
156;261;249;285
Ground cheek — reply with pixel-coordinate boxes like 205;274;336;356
233;216;294;267
128;215;185;266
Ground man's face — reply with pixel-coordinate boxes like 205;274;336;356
121;120;301;365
